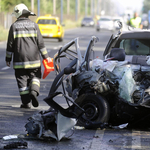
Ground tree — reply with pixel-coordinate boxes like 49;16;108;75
1;0;31;12
142;0;150;13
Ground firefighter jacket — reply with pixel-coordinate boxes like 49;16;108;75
5;17;49;69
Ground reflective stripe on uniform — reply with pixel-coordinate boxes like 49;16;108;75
13;30;37;39
31;78;40;87
130;17;141;28
6;51;13;58
20;90;29;95
19;87;29;95
13;60;41;69
40;47;48;55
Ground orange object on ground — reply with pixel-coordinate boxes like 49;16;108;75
42;59;54;79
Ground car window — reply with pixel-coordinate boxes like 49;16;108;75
99;18;111;21
83;18;93;21
119;39;150;55
37;19;57;25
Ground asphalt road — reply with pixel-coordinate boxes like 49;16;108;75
0;27;150;150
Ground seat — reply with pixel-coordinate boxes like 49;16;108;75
109;48;125;61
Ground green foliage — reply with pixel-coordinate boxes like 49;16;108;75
1;0;98;16
1;0;33;12
0;25;8;41
142;0;150;13
40;0;53;15
63;16;83;29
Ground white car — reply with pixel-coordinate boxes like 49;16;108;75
96;16;114;32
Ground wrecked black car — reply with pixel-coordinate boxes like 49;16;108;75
25;25;150;140
43;26;150;128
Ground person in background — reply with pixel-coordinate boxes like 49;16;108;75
5;3;52;108
129;12;142;28
126;14;131;26
140;14;149;29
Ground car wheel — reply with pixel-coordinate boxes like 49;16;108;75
96;28;100;31
76;93;110;129
58;38;63;42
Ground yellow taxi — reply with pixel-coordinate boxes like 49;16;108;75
36;15;64;42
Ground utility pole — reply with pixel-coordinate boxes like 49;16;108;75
60;0;63;23
0;0;1;12
67;0;70;15
93;0;95;17
75;0;78;21
53;0;56;15
97;0;100;15
37;0;40;17
78;0;80;14
85;0;88;17
91;0;93;17
31;0;34;12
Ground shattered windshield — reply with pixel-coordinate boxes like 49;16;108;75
119;39;150;55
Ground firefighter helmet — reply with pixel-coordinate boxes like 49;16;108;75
12;3;36;18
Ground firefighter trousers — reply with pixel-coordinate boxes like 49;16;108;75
15;68;41;104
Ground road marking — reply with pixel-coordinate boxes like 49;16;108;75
1;66;10;70
132;130;141;149
53;45;62;50
53;47;58;50
90;129;105;150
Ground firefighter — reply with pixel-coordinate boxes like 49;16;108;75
5;3;52;108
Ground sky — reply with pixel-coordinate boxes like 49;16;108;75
113;0;144;14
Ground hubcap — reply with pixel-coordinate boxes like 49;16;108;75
82;103;98;120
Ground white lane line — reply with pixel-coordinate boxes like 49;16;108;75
53;47;58;50
90;129;105;150
1;66;11;70
53;45;62;49
48;46;105;51
132;130;141;149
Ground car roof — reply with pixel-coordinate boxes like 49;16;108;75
36;15;59;20
103;29;150;57
119;30;150;39
113;16;123;21
100;16;112;19
83;17;93;19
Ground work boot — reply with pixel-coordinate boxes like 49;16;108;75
30;91;39;107
20;103;31;109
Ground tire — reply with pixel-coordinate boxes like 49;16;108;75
76;93;110;129
96;28;100;31
58;38;63;42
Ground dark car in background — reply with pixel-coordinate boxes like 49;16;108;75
81;17;95;27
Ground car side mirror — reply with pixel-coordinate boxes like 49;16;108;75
117;21;123;29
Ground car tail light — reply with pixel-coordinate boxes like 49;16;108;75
58;26;60;32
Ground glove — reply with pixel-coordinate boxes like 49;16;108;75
6;61;11;67
46;57;53;63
